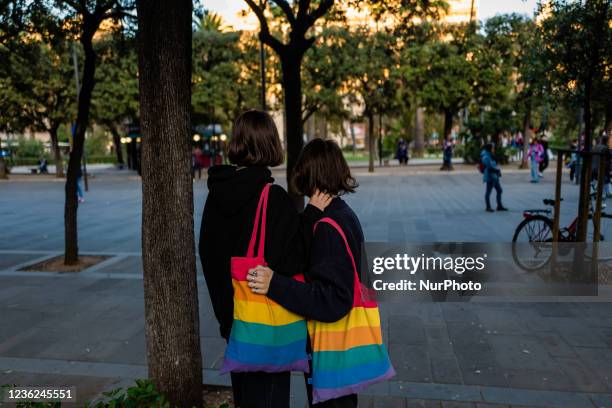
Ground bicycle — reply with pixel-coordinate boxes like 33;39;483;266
511;190;612;271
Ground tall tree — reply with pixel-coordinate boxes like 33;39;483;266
366;0;448;159
0;0;45;178
345;27;399;172
301;26;353;129
245;0;335;209
137;0;203;406
539;0;611;241
92;33;139;167
484;14;545;168
2;39;76;177
192;24;260;129
56;0;134;265
418;24;477;156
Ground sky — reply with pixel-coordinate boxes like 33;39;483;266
202;0;541;30
477;0;539;20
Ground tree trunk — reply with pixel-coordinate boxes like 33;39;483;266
367;111;374;173
577;75;594;242
306;114;315;141
49;125;64;178
520;107;532;169
137;1;203;407
378;114;383;166
413;107;425;158
605;103;612;136
281;51;305;210
349;121;356;155
64;31;98;265
0;135;7;179
109;126;125;167
318;113;328;140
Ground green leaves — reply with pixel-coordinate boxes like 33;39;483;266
0;36;75;134
191;28;260;128
91;33;139;129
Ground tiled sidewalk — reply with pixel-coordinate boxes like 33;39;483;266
1;251;612;407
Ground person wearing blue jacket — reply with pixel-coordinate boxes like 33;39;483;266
481;143;508;212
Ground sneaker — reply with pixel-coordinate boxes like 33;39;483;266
497;206;508;211
486;208;495;213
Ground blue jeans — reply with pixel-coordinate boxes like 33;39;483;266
76;176;84;199
485;178;503;209
530;158;539;182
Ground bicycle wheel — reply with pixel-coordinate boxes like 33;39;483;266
512;215;555;272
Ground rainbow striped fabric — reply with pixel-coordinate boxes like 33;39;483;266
221;184;309;373
308;218;395;403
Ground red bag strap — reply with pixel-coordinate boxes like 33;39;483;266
314;217;361;304
247;183;271;258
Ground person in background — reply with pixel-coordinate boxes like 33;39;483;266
396;138;408;165
528;139;544;183
481;143;507;212
192;146;203;180
567;139;578;182
76;165;85;203
441;139;453;171
38;156;48;174
538;135;549;176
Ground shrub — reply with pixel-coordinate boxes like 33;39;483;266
14;138;46;159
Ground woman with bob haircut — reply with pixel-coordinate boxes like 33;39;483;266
246;138;366;407
199;110;331;407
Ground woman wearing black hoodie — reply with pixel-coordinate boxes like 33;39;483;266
199;110;331;408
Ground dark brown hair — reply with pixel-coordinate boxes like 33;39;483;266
228;109;284;167
291;138;358;197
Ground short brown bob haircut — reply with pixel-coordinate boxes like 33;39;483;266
291;138;358;197
228;109;284;167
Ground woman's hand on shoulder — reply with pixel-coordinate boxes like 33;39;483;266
308;189;333;211
247;265;274;295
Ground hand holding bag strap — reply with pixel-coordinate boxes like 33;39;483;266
314;217;361;302
246;183;271;258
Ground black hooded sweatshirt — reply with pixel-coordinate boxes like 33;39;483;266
199;165;323;340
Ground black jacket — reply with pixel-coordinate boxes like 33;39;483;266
267;197;362;323
199;165;323;340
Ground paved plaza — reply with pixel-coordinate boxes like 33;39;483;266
1;164;612;407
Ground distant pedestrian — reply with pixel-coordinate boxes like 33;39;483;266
528;139;544;183
538;136;549;175
192;147;203;179
76;165;85;203
396;138;408;165
441;139;453;171
38;157;48;174
480;143;507;212
567;139;578;182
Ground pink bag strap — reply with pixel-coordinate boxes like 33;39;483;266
247;183;271;258
314;217;361;303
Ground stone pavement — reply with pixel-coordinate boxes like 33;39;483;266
1;164;612;407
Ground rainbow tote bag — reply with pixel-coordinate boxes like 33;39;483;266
308;217;395;403
221;183;309;373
